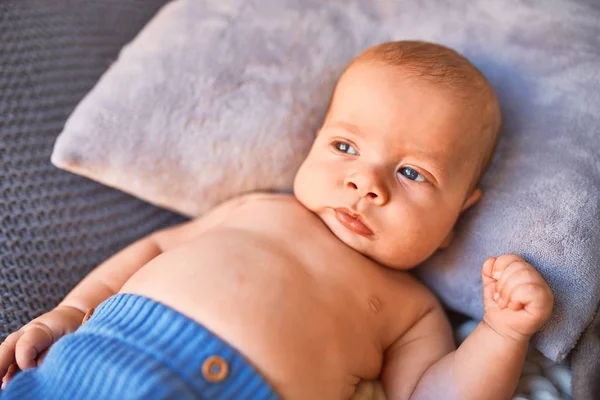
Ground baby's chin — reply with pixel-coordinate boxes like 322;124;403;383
368;251;424;271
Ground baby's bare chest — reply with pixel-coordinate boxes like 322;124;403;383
121;198;429;397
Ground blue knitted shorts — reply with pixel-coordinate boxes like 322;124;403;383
1;293;279;399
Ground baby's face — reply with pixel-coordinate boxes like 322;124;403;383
294;60;485;269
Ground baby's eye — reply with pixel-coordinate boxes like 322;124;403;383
398;167;426;183
334;141;359;155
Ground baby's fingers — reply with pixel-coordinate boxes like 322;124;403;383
508;283;552;313
14;323;54;371
496;266;540;308
37;348;50;366
0;331;22;378
481;257;497;286
1;363;19;389
490;254;524;279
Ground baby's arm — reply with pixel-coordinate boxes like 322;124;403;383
0;233;164;388
381;302;455;399
382;255;554;400
0;193;251;386
58;192;252;314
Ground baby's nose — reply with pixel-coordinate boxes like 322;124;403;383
344;172;388;205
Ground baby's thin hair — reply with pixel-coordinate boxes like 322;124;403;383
354;41;502;186
361;41;487;98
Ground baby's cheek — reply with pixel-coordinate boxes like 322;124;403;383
381;211;447;268
293;159;329;210
293;173;312;210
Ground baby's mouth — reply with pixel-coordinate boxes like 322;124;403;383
333;208;374;237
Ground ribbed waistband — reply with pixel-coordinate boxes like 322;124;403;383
1;293;279;400
82;293;279;399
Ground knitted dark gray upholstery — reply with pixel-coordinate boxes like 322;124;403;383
0;0;185;339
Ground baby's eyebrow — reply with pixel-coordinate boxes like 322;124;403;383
323;121;365;138
409;148;442;163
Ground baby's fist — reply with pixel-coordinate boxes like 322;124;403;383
481;255;554;341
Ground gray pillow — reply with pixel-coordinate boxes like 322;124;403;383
51;0;600;363
51;0;385;217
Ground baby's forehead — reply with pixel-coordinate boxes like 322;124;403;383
336;62;484;124
333;41;501;185
341;45;498;120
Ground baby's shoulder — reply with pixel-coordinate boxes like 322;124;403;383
381;269;440;308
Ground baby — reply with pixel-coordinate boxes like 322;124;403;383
0;41;553;399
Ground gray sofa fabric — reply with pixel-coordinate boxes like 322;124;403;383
0;0;184;337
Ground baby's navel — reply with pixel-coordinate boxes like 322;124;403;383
368;296;382;315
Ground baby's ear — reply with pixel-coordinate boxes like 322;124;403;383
461;187;482;212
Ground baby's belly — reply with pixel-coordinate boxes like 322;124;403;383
120;228;380;399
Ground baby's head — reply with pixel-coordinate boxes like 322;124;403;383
294;40;501;270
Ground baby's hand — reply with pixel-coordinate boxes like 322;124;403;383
481;255;554;342
0;305;84;389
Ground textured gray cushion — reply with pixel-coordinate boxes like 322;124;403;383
50;0;600;365
51;0;385;217
0;0;184;338
571;303;600;400
408;1;600;362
